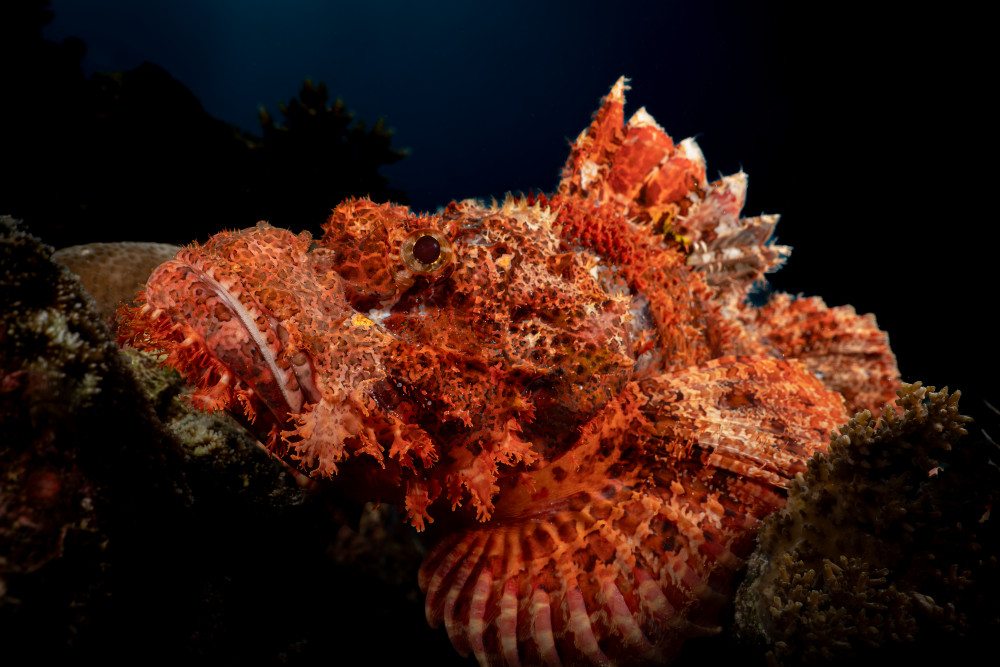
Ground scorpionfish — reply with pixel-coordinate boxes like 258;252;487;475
119;78;899;665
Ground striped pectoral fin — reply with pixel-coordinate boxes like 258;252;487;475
419;484;735;667
638;355;848;493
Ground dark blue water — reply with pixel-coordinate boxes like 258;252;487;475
44;0;776;212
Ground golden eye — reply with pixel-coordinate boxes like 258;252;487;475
401;229;454;274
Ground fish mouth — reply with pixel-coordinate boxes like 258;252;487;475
119;251;322;448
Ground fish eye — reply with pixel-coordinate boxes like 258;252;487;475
401;229;454;274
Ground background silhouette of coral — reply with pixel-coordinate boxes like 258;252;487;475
253;79;407;230
0;1;407;248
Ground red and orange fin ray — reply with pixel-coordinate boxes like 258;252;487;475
556;77;794;318
679;172;790;299
746;292;900;414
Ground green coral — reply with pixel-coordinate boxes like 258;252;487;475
735;383;999;664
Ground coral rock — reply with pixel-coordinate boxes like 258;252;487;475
52;241;180;320
738;383;998;665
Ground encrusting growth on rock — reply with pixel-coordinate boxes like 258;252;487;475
736;382;998;665
52;241;180;321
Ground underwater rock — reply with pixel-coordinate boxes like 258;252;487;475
0;214;174;653
52;241;180;321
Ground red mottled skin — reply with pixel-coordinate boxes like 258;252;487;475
118;78;899;665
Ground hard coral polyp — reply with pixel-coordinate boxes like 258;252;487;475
118;77;900;665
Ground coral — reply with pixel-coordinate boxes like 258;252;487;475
1;214;444;663
52;241;180;321
0;3;407;246
736;383;999;664
0;213;149;651
118;78;901;665
253;79;409;229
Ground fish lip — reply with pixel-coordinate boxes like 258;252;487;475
142;255;316;428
